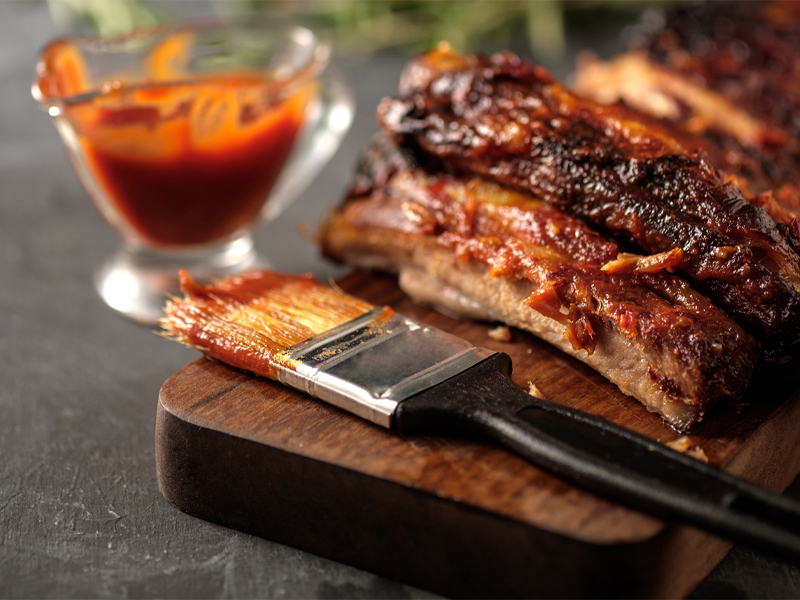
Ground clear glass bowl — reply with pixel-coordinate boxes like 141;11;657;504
32;18;354;324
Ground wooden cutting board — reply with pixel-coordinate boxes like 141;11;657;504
156;270;800;599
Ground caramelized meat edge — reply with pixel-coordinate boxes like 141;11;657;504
575;1;800;243
573;52;800;246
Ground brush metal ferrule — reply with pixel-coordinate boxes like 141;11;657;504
276;307;495;428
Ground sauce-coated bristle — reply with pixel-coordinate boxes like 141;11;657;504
160;269;375;379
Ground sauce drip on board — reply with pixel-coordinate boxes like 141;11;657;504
36;34;312;247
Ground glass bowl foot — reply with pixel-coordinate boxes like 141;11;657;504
95;236;260;325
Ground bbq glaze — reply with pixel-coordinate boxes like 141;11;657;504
378;46;800;360
573;2;800;244
35;35;311;247
321;135;760;428
634;0;800;237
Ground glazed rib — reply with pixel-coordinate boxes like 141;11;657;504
633;1;800;147
321;135;760;431
377;45;800;361
573;1;800;242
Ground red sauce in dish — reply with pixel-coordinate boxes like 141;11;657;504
36;37;311;247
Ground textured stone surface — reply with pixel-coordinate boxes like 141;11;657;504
1;1;799;598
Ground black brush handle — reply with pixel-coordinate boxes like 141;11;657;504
393;353;800;563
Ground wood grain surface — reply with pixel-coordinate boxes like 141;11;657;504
156;270;800;598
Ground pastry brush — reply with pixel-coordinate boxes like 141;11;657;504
161;268;800;563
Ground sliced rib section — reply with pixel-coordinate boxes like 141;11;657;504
377;45;800;362
321;135;760;431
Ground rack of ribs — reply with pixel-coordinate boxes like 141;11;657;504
377;44;800;363
320;5;800;429
321;134;760;431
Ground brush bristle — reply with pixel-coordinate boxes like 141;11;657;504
160;269;375;379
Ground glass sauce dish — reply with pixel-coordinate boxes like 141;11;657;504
32;18;353;324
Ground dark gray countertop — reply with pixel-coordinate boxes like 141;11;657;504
3;1;800;597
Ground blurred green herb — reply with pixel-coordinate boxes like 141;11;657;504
243;0;572;58
46;0;163;35
47;0;675;60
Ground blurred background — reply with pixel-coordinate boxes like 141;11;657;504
43;0;676;73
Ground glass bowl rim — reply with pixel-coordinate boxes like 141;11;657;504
31;16;331;109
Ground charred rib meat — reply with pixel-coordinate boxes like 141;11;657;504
574;1;800;240
378;45;800;361
635;1;800;146
321;135;760;431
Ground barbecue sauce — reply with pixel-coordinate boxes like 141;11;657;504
36;37;311;247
